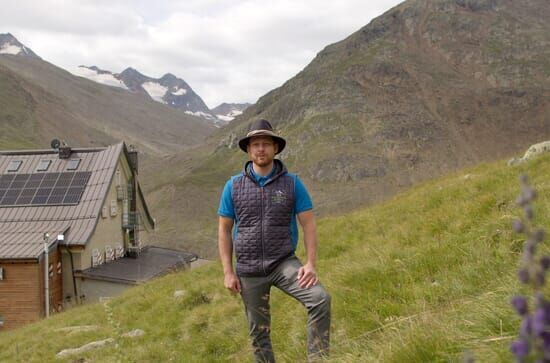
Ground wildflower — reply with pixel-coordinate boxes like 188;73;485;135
510;175;548;361
519;268;530;284
512;296;529;316
513;219;525;233
523;187;537;202
520;316;532;338
532;308;547;336
535;229;546;243
511;338;529;358
525;205;534;220
519;174;529;185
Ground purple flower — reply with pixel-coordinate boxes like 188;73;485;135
525;205;534;220
541;331;550;358
512;296;529;316
520;315;532;338
542;256;550;270
536;271;546;288
520;174;529;185
511;338;529;358
533;308;548;336
513;219;525;233
523;186;537;202
517;195;528;207
519;268;530;284
525;239;537;256
535;229;546;243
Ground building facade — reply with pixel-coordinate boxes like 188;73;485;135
0;142;156;329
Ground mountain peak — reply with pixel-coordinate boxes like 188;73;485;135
119;67;146;78
0;33;40;58
160;73;177;81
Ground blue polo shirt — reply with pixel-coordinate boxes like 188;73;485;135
218;165;313;250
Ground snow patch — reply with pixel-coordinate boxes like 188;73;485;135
216;114;234;122
185;111;216;120
71;66;128;89
228;110;243;117
0;44;22;55
172;88;187;96
142;81;168;103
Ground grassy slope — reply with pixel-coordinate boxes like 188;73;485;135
2;154;550;362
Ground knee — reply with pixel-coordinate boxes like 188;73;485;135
309;286;331;309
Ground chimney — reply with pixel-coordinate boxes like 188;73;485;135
127;145;138;173
51;139;71;159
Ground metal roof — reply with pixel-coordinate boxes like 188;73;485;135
0;142;148;259
78;246;198;284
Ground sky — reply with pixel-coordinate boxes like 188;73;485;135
1;0;403;108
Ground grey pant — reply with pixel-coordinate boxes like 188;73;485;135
239;256;331;363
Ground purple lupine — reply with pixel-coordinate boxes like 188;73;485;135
519;268;531;284
510;174;549;362
511;338;529;358
533;309;547;336
513;296;529;316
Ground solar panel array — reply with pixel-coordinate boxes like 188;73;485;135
0;171;92;207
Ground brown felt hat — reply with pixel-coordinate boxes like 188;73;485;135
238;119;286;154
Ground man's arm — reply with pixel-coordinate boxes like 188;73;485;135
297;210;318;289
218;216;241;293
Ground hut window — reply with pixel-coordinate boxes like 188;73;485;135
37;160;52;172
0;267;4;280
7;160;22;172
66;159;81;170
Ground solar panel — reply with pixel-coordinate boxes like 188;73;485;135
46;195;64;204
0;175;14;188
63;194;81;204
20;189;37;197
0;171;92;207
16;196;33;204
0;197;18;205
31;195;48;205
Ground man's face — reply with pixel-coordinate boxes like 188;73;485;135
247;136;278;167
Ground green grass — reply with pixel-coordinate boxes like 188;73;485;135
2;154;550;362
0;69;39;149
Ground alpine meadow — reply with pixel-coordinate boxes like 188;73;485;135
1;153;550;362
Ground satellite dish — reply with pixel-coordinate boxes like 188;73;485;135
51;139;61;149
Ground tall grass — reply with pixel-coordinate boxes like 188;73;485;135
1;154;549;362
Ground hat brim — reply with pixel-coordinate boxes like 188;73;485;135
238;132;286;154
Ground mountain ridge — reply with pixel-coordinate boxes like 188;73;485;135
142;0;550;257
0;46;215;157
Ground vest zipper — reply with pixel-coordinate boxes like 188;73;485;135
261;186;266;275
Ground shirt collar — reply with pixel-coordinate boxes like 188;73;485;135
248;163;276;184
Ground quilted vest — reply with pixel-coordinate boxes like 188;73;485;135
232;160;295;276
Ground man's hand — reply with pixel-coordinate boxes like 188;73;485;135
224;271;242;294
297;262;318;289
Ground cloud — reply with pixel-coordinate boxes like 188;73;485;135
0;0;402;108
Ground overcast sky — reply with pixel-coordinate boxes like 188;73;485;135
1;0;402;108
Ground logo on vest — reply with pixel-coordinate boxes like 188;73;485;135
272;190;287;204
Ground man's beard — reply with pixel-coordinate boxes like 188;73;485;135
253;155;273;167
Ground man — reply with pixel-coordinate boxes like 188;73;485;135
218;119;331;362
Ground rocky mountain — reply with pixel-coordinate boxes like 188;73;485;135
142;0;550;257
0;36;215;157
0;33;39;58
211;102;251;123
74;65;219;123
